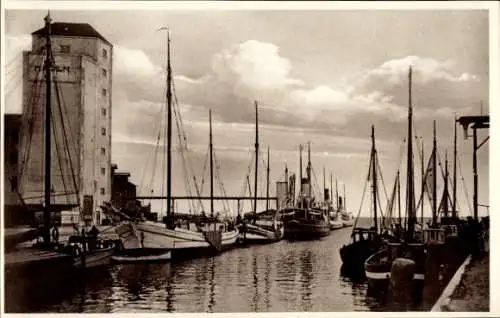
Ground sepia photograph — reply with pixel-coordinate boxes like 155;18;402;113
1;1;495;314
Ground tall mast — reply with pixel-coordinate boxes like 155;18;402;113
330;173;333;208
285;164;289;205
371;125;378;233
209;110;214;218
299;144;302;202
323;166;326;201
266;147;270;211
432;120;437;226
406;66;416;239
421;138;424;226
443;150;449;217
166;28;173;220
397;170;402;229
452;117;457;217
343;183;346;212
43;12;53;246
253;101;259;223
336;179;339;211
307;142;312;198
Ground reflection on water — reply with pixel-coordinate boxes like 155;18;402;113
7;228;405;312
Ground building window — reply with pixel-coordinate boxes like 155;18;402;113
60;45;70;53
102;68;107;77
102;48;108;59
102;108;107;116
101;167;106;175
101;147;106;155
101;127;106;136
100;187;105;195
102;89;107;97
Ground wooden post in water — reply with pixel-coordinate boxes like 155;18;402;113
388;258;416;309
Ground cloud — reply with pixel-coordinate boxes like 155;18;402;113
212;40;304;92
366;55;481;85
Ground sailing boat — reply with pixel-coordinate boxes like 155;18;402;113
5;14;116;271
328;175;343;230
339;125;397;272
281;143;330;240
112;29;239;259
237;102;284;244
364;66;426;292
340;183;354;227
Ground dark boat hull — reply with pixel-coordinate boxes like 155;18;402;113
73;247;115;269
340;239;382;273
364;246;426;297
282;208;330;241
284;222;330;240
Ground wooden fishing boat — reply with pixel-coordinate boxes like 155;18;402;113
237;102;284;245
329;211;344;230
340;126;398;273
109;33;239;259
341;212;354;227
364;67;426;295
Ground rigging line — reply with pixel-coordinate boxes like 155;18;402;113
376;174;387;227
18;57;46;180
5;47;47;96
171;85;206;210
4;74;26;99
50;56;79;160
5;46;45;69
375;152;389;204
213;150;229;208
50;104;70;204
457;156;473;216
4;51;23;69
140;130;160;195
171;100;202;209
4;48;45;86
352;161;371;230
143;80;167;197
53;70;82;212
141;92;167;195
197;148;210;213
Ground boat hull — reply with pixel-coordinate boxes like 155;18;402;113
73;247;115;269
112;248;171;263
284;222;330;240
329;221;344;230
364;247;426;297
340;239;382;273
342;220;354;227
238;223;284;245
130;221;239;260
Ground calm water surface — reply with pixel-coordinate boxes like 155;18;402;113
10;228;388;312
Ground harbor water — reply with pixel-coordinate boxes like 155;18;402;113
6;226;397;313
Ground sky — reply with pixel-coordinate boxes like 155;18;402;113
4;7;491;219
